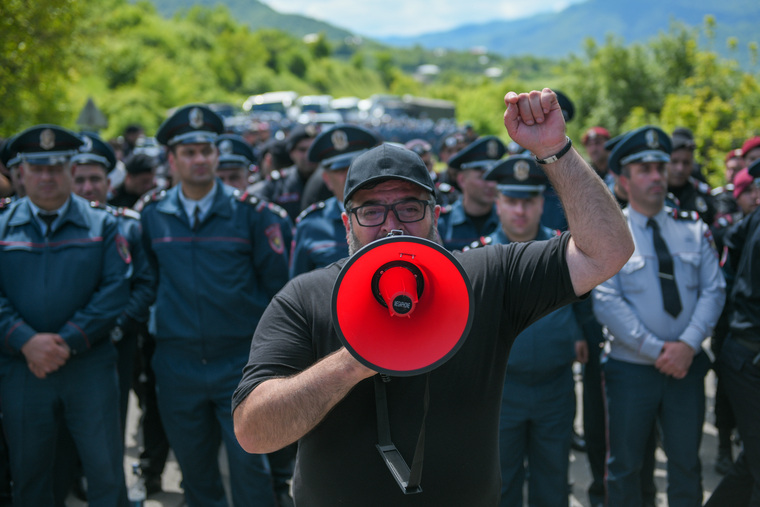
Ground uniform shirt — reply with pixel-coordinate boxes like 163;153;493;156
593;206;725;364
289;197;348;278
669;177;717;226
233;233;580;506
140;180;291;357
248;165;308;222
439;200;500;251
0;195;130;355
722;205;760;344
487;226;582;384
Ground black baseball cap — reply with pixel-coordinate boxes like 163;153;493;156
343;143;434;207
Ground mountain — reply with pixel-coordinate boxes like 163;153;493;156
149;0;759;65
378;0;759;63
150;0;356;41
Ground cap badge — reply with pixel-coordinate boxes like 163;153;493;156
80;135;93;153
486;139;500;159
645;129;659;149
189;107;204;129
331;130;349;152
40;129;56;151
219;139;233;155
305;124;319;137
514;160;530;181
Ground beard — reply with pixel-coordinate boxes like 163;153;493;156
347;222;443;256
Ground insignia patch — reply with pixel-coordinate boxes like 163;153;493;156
219;139;233;155
645;129;659;149
514;160;530;181
189;107;204;129
331;130;349;152
486;139;500;159
115;234;132;264
40;129;55;151
305;124;319;137
265;223;285;254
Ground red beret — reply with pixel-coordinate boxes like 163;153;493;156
582;127;611;145
734;168;755;199
725;148;743;164
741;136;760;157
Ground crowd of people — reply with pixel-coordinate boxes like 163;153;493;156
0;87;758;507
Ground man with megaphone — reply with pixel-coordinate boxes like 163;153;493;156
233;88;635;506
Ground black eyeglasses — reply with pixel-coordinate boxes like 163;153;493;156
349;199;431;227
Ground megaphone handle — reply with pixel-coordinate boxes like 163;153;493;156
373;375;430;495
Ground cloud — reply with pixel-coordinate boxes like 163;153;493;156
261;0;584;37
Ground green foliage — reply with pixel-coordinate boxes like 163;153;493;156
1;0;759;192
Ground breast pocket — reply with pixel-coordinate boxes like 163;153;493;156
674;252;701;290
617;255;648;293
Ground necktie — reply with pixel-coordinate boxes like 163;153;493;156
38;212;58;237
647;218;682;318
193;206;201;231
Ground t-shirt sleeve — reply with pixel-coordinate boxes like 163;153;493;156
231;275;320;413
459;231;582;340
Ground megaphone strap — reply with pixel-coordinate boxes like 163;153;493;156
373;374;429;495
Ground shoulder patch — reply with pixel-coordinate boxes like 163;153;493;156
295;201;326;224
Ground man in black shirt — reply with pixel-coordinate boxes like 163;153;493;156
232;89;634;506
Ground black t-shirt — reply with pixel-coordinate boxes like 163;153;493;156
233;233;579;506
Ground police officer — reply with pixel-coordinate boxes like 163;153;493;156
290;124;380;278
109;152;159;209
472;154;588;507
666;128;717;226
705;157;760;506
140;105;292;507
593;126;726;507
438;135;506;251
248;123;320;221
215;133;255;191
0;125;131;506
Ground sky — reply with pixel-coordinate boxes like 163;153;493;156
259;0;587;38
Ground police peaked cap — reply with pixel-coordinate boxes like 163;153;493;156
285;123;320;153
448;135;506;170
9;124;84;165
216;134;255;169
554;90;575;122
484;153;548;198
72;132;117;172
608;126;671;175
307;124;381;171
155;104;224;147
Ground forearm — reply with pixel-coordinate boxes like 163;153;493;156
234;347;375;454
544;148;633;293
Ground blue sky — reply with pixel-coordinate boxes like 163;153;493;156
259;0;586;38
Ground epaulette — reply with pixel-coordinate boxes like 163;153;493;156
666;206;699;221
552;229;562;237
463;236;492;251
296;201;326;224
438;204;453;216
267;201;289;220
89;200;108;210
693;179;712;195
436;182;453;194
711;183;733;197
116;207;141;220
137;188;167;212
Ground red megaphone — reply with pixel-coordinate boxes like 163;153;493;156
331;235;474;376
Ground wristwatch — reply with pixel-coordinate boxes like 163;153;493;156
535;137;572;165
